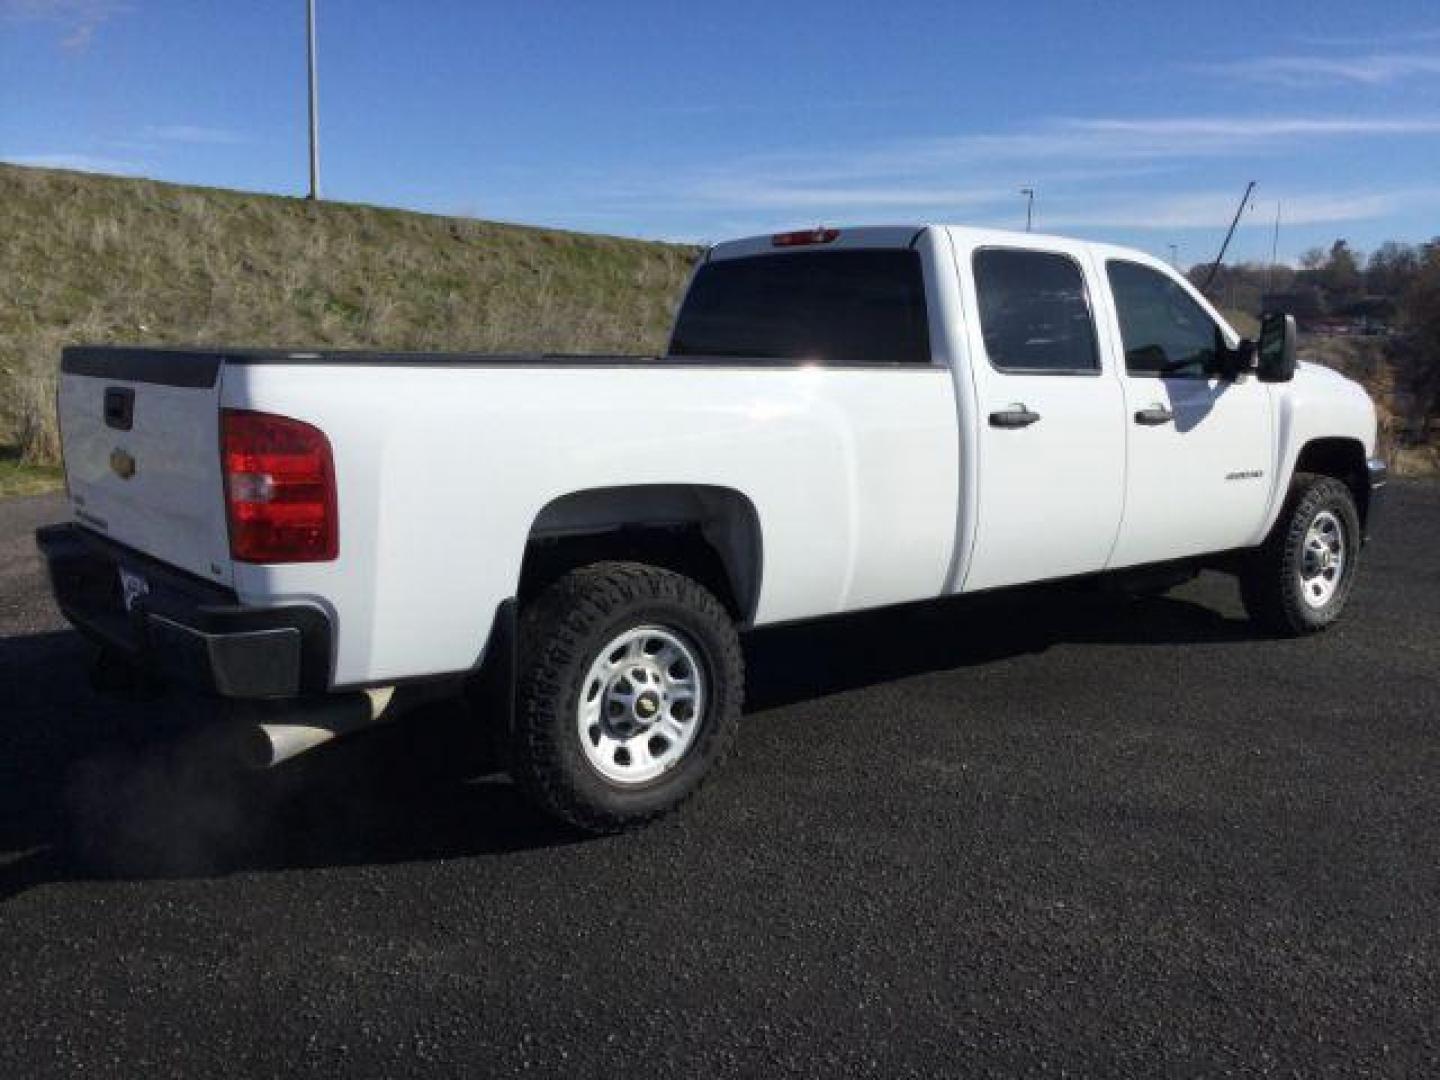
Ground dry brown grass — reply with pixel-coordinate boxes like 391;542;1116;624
7;164;1432;478
1229;309;1434;475
0;164;700;465
1298;334;1439;475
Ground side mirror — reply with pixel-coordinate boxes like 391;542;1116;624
1207;327;1253;380
1257;311;1297;383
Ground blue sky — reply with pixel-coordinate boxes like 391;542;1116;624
3;0;1438;265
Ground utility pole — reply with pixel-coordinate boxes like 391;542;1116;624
306;0;320;200
1020;188;1034;232
1168;244;1179;270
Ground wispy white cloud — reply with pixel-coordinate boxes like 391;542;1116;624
4;124;245;181
668;114;1440;199
553;109;1440;242
141;125;248;146
3;152;141;174
597;113;1440;210
1296;28;1440;48
1198;53;1440;86
1069;116;1440;138
681;181;1008;211
0;0;130;51
1038;189;1440;231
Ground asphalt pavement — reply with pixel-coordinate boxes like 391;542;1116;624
1;485;1437;1078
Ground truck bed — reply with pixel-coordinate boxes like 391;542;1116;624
62;345;927;380
56;343;960;686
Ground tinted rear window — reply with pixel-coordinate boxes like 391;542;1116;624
669;250;931;365
972;248;1099;374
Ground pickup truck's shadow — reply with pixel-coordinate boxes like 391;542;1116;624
0;579;1252;896
0;631;581;897
744;579;1251;712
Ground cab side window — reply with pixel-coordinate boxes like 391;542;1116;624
1106;260;1219;378
972;249;1099;374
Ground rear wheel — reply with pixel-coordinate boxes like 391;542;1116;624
1240;473;1361;635
509;562;742;833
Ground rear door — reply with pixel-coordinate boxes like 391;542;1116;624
1095;258;1273;568
954;237;1127;591
58;348;234;586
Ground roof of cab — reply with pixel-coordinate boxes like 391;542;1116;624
706;224;1156;263
707;226;925;261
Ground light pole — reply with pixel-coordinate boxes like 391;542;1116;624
1020;188;1034;232
306;0;320;200
1168;244;1178;270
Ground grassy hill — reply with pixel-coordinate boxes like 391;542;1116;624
0;164;699;472
3;164;1432;490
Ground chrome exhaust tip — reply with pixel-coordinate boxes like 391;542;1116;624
244;687;396;768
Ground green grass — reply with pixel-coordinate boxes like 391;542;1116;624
0;163;700;467
0;446;62;499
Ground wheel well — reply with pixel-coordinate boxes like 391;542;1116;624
519;485;763;623
1294;438;1370;524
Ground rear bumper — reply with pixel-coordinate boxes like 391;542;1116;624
35;523;332;699
1365;457;1388;541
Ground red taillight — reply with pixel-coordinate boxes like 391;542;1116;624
222;409;337;563
772;227;839;247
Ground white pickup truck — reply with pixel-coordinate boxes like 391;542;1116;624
38;225;1386;831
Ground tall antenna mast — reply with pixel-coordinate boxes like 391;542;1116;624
1202;180;1256;292
1266;201;1281;294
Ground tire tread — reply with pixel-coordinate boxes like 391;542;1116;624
509;561;742;833
1240;472;1360;636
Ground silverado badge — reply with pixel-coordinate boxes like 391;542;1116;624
110;447;136;480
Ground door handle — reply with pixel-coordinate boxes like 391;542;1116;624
104;387;135;431
989;405;1041;429
1134;405;1175;426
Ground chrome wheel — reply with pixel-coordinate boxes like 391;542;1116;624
577;625;707;785
1299;509;1346;609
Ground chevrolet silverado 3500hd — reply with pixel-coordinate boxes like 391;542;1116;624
37;225;1386;831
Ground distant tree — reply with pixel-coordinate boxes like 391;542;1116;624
1187;260;1292;314
1317;240;1363;305
1399;240;1440;411
1401;239;1440;326
1366;241;1419;298
1291;240;1371;313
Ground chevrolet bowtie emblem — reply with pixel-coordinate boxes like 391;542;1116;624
110;448;136;480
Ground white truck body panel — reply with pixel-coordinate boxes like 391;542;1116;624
1255;359;1378;540
1085;242;1276;568
223;362;960;685
946;228;1128;591
52;222;1382;693
57;370;233;586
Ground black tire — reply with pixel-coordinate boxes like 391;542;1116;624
1239;472;1362;636
509;562;743;833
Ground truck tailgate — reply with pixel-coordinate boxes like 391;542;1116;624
58;348;233;586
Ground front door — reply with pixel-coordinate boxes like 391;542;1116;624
957;240;1127;592
1097;257;1273;568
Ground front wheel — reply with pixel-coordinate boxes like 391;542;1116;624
1239;473;1362;635
509;562;743;833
